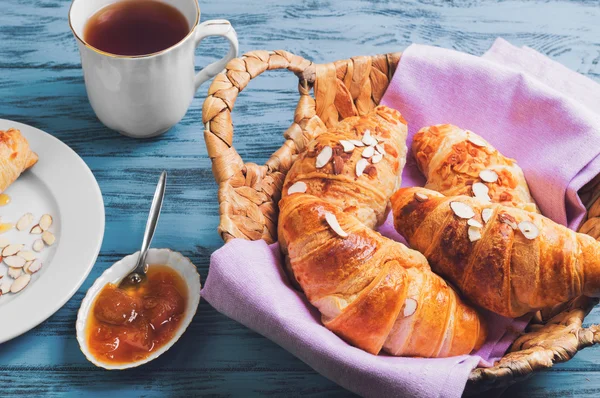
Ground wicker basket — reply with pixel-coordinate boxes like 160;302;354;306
202;50;600;394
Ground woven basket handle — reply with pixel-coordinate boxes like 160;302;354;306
202;50;317;187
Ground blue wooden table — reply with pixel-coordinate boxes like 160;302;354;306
1;0;600;396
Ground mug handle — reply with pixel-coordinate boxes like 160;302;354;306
193;20;239;90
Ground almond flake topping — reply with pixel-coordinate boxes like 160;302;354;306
472;182;491;202
339;140;355;153
479;169;499;183
16;213;34;231
482;208;493;223
362;146;375;158
287;181;307;195
39;214;53;231
371;153;383;164
356;158;369;177
42;231;56;246
450;202;475;219
2;244;24;257
4;256;26;268
324;212;348;238
362;130;378;146
315;146;333;168
518;221;539;240
32;240;44;252
375;144;386;155
467;219;483;228
468;226;482;242
10;274;31;293
403;298;418;317
414;192;429;202
466;131;487;147
499;213;518;229
349;139;365;147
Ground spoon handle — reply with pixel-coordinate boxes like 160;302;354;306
134;170;167;274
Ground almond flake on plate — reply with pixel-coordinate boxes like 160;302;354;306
518;221;539;239
324;212;348;238
403;298;418;317
8;267;22;279
0;237;9;248
466;131;487;147
30;225;43;234
2;244;24;257
467;219;483;228
0;279;11;294
32;239;44;252
472;182;491;202
39;214;53;231
4;256;26;268
362;146;375;158
479;169;499;183
468;226;482;242
482;208;493;223
16;213;34;231
315;145;333;168
339;140;355;153
349;139;365;147
371;153;383;164
355;158;369;177
450;202;475;219
10;274;31;293
287;181;307;195
27;259;42;274
42;231;56;246
414;192;429;202
18;251;36;261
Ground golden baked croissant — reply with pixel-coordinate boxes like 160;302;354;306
278;106;486;357
391;187;600;318
0;128;38;193
413;124;538;212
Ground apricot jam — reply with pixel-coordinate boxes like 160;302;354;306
86;265;187;364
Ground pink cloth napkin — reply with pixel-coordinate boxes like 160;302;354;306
202;39;600;397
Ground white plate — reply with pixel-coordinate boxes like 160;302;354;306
0;120;104;343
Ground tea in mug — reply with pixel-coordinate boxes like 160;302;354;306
83;0;190;56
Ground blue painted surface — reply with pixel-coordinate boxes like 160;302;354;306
0;0;599;396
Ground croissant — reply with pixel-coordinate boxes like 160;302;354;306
0;128;38;193
278;106;486;357
413;124;538;212
391;187;600;318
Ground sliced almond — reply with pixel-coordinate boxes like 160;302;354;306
468;226;482;242
482;208;493;223
414;192;429;202
479;169;499;183
362;146;375;158
30;225;43;234
315;145;333;169
2;244;24;257
332;156;344;175
375;144;386;155
10;274;31;293
371;153;383;164
339;140;355;153
8;267;22;279
16;213;34;231
0;279;12;294
324;212;348;238
362;130;377;146
355;158;369;177
39;214;53;231
4;256;26;268
472;182;491;202
466;131;487;147
499;213;518;229
23;260;32;273
467;219;483;228
349;139;365;147
18;251;36;261
518;221;539;240
0;237;9;248
403;298;418;317
450;202;475;219
32;239;44;252
27;259;42;274
287;181;307;195
42;231;56;246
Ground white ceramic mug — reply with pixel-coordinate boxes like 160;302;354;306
69;0;238;138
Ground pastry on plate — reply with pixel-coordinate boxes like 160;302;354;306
0;128;38;193
278;107;486;357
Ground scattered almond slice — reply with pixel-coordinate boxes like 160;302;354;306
403;298;418;317
0;237;9;248
482;208;493;223
349;139;364;147
4;256;26;268
479;169;499;183
30;225;43;234
499;213;518;229
450;202;475;219
466;131;487;147
16;213;34;231
39;214;53;231
1;279;11;294
467;219;483;228
339;140;355;153
42;231;56;246
10;274;31;293
472;182;491;202
17;251;36;261
287;181;307;195
32;239;44;252
27;259;42;274
371;153;383;164
362;146;375;158
414;192;429;202
355;158;369;177
362;130;378;146
8;267;22;279
2;244;24;257
375;144;386;155
468;226;482;242
518;221;539;239
23;260;32;273
324;212;348;238
315;146;333;169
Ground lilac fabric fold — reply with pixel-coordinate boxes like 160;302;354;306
202;39;600;397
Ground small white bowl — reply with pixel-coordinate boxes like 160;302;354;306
76;248;201;370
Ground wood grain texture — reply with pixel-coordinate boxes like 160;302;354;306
0;0;599;396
